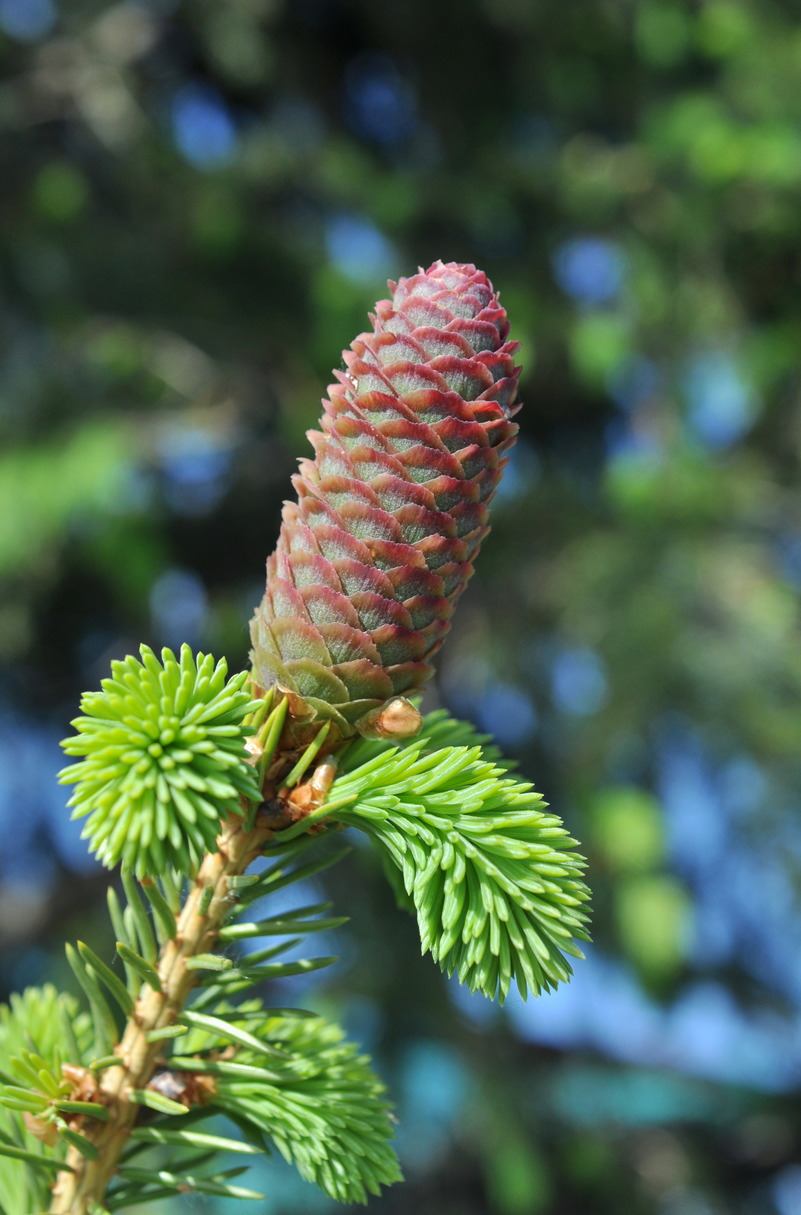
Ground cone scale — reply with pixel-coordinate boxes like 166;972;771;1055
251;261;521;736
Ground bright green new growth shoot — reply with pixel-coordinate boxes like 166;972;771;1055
331;721;589;1002
0;263;590;1215
60;645;262;877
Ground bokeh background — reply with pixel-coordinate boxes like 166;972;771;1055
3;0;801;1211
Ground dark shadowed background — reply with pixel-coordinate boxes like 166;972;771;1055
3;0;801;1211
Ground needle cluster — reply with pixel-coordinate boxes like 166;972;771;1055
60;645;261;876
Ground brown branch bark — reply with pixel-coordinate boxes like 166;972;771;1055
48;807;279;1213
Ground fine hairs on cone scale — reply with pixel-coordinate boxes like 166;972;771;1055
0;262;590;1215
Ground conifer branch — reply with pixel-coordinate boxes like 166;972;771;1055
0;262;591;1213
48;788;279;1212
47;688;398;1214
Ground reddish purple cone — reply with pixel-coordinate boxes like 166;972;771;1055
251;261;521;735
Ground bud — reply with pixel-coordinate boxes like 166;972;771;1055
355;697;424;741
251;261;521;734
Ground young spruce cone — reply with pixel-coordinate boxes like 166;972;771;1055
251;261;521;737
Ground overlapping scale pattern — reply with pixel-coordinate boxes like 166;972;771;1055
251;261;521;734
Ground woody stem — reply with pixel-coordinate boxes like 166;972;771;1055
48;808;276;1214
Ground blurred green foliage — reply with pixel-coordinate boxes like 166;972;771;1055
3;0;801;1212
